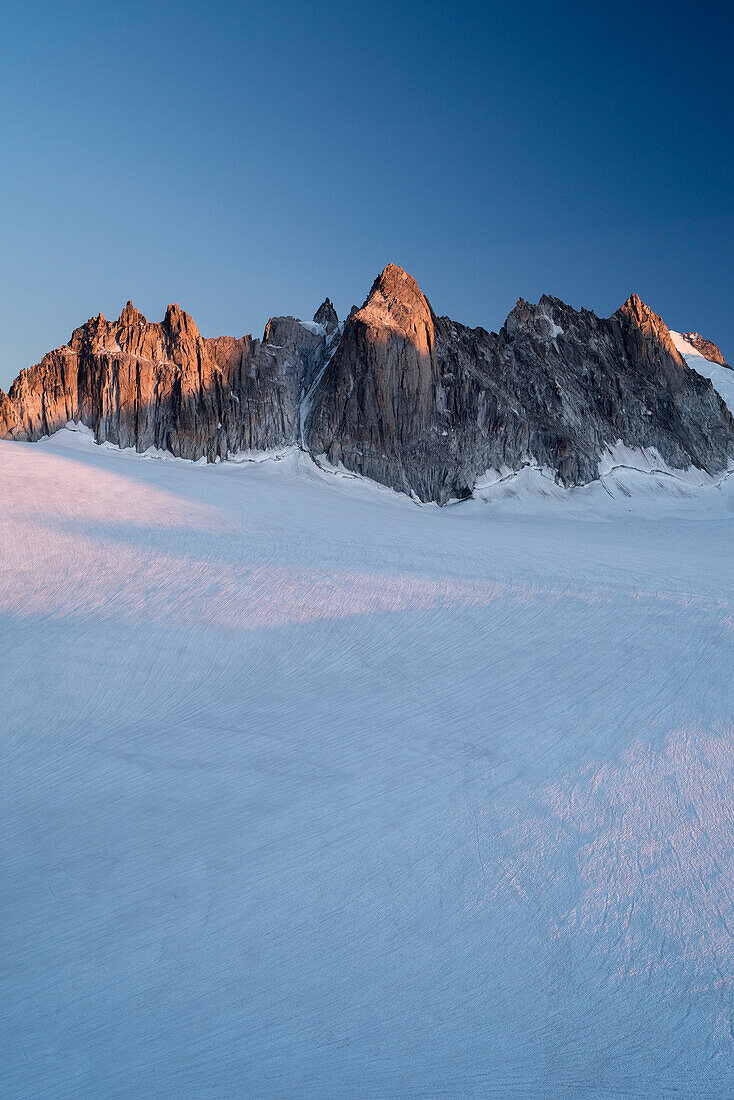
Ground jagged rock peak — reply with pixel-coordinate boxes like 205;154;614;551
617;293;684;365
3;265;734;506
505;296;538;333
503;294;569;339
357;263;435;338
367;263;425;305
305;264;446;502
618;293;676;334
163;302;199;338
618;292;660;325
681;331;730;368
118;300;146;326
313;298;338;334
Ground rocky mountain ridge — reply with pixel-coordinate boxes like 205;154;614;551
2;265;733;503
680;332;730;368
0;300;337;462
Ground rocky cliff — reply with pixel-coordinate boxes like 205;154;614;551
305;266;734;502
0;300;338;460
2;265;733;503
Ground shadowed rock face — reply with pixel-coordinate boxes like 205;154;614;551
305;265;455;499
313;297;339;335
305;270;734;502
681;332;730;368
2;268;734;503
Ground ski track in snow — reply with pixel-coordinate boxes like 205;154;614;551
2;429;734;1098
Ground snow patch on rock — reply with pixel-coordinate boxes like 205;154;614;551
671;330;734;413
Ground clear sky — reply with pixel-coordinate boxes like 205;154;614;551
2;0;732;388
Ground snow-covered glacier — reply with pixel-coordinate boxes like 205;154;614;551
3;426;734;1097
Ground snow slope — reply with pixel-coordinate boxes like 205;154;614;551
3;427;734;1098
671;329;734;413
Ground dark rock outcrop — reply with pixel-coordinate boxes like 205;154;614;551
680;332;730;368
2;265;733;503
313;298;339;336
305;265;462;501
305;267;734;502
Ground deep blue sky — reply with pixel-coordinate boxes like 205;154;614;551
2;0;732;388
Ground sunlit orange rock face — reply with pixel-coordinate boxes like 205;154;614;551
0;300;333;460
2;264;734;503
0;302;229;456
617;293;687;369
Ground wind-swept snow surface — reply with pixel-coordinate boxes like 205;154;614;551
3;428;734;1098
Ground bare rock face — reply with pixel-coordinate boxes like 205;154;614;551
2;266;733;504
206;314;333;453
0;301;337;460
1;302;232;457
306;264;461;500
681;332;730;368
306;268;734;502
313;298;339;335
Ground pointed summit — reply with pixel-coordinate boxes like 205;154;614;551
617;293;683;366
619;292;649;323
366;263;424;306
164;302;200;339
618;293;675;340
357;264;435;340
117;300;146;327
305;263;447;501
313;297;338;335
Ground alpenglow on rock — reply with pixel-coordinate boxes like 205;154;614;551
0;299;339;460
2;266;733;503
